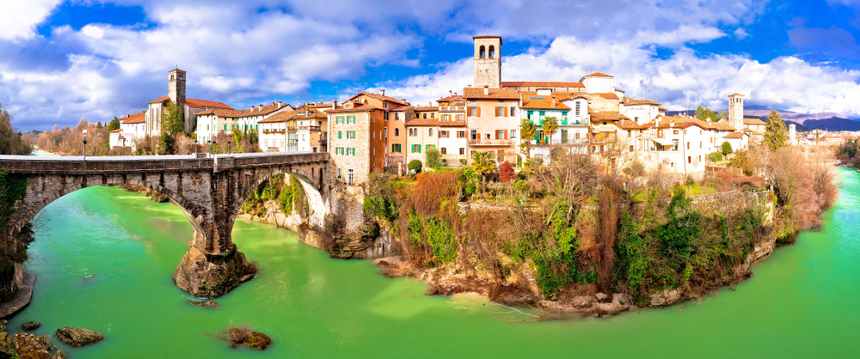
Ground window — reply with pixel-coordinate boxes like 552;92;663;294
428;128;434;136
337;168;342;179
575;102;581;116
496;130;505;139
336;116;343;124
497;106;505;117
430;113;435;119
510;130;517;138
539;111;546;119
687;142;690;150
425;144;435;150
457;114;464;121
471;130;477;140
395;128;399;136
460;148;465;155
510;107;516;117
441;148;447;155
457;131;466;138
700;142;702;149
348;169;354;184
469;106;478;117
338;131;342;139
673;130;679;135
629;145;634;152
440;131;449;138
688;156;692;164
412;144;421;153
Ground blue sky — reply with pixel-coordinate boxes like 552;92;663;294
2;0;860;130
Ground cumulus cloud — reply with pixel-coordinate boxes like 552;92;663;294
381;36;860;117
0;0;63;41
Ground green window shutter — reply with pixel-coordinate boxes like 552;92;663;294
338;131;342;139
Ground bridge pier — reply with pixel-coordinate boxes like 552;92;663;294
173;231;253;298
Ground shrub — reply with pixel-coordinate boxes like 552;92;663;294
425;147;442;169
708;152;723;162
408;160;423;173
721;141;733;156
412;172;459;217
499;161;515;182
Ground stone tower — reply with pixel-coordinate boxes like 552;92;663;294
728;93;744;131
168;68;186;107
473;35;502;88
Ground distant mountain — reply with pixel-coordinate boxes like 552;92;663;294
668;107;860;132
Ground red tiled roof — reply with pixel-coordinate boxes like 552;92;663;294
590;111;629;121
347;92;409;106
195;108;247;117
584;72;613;78
724;132;746;139
658;106;668;111
327;102;378;113
258;111;297;124
655;116;710;130
623;98;661;106
501;81;585;88
120;113;145;124
109;129;123;133
414;106;437;112
388;104;412;112
615;88;625;93
147;96;233;110
598;93;619;100
463;87;519;100
729;93;745;97
709;120;736;131
520;92;570;110
744;117;766;125
437;94;465;102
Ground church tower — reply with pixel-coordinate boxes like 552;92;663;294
728;93;744;131
168;68;186;107
473;36;502;88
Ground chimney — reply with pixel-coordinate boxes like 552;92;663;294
468;84;472;88
402;98;406;102
331;100;336;110
483;85;489;96
449;90;453;96
251;105;256;111
381;89;385;96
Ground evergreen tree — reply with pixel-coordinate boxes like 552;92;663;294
763;109;789;151
425;147;442;169
721;141;733;156
162;101;185;134
106;116;121;132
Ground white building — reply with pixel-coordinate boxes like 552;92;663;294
109;113;147;148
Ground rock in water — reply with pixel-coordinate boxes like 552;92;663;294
244;331;272;350
187;300;220;309
55;327;104;347
12;333;52;359
22;322;41;331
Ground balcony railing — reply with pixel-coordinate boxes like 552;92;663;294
469;138;513;146
262;130;286;135
298;126;321;131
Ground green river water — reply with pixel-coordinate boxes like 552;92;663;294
6;169;860;358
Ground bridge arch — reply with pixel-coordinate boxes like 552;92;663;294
231;163;329;232
7;174;205;242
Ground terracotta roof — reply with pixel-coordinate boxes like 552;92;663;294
109;129;123;133
347;92;409;106
590;111;629;121
327;102;377;113
438;94;465;102
729;93;745;97
744;117;766;125
655;116;711;130
147;96;233;110
463;87;519;100
744;129;761;135
295;109;328;119
593;132;618;142
120;113;145;124
658;107;667;111
615;88;625;93
560;94;590;102
598;93;619;100
615;120;646;130
709;121;736;131
438;121;467;127
584;72;613;78
414;106;437;112
724;132;746;139
501;81;585;88
388;104;412;112
169;68;186;73
258;111;297;124
623;98;661;106
405;118;438;126
195;108;247;117
520;92;570;110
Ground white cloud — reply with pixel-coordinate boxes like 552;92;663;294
734;28;749;40
0;0;62;40
382;36;860;118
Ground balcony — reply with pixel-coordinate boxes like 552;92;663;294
262;130;286;135
299;126;322;131
469;138;513;146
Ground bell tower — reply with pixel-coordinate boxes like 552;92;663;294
728;93;744;131
168;68;186;107
473;36;502;88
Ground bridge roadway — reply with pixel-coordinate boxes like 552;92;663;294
0;151;332;298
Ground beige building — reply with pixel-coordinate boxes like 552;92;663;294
463;86;520;164
405;118;469;168
146;68;233;136
327;98;388;185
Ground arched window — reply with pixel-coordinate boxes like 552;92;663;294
395;128;399;136
489;45;495;59
479;45;486;59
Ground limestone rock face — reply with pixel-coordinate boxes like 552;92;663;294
173;246;252;298
650;288;683;307
13;332;53;358
55;327;104;347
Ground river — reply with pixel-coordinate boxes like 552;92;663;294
6;169;860;358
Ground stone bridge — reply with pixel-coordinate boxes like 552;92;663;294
0;152;331;298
